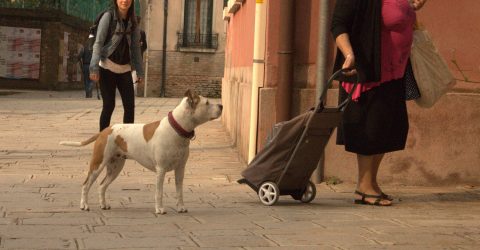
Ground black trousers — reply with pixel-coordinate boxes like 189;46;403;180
99;67;135;131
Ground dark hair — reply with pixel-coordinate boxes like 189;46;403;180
111;0;137;30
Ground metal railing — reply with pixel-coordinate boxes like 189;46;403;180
177;33;219;50
0;0;139;22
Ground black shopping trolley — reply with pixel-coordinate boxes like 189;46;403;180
238;69;358;205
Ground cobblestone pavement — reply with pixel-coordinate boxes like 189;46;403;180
1;90;479;249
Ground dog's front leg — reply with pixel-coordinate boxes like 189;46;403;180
175;166;188;213
155;167;167;214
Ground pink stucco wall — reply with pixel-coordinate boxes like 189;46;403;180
264;0;279;88
222;0;256;162
417;0;480;92
225;0;255;68
294;0;320;65
267;0;323;88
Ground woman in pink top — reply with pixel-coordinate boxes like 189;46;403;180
331;0;427;206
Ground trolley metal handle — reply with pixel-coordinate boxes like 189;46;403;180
317;68;360;112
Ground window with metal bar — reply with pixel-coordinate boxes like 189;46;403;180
178;0;217;49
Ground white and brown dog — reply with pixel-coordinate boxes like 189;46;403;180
60;90;222;214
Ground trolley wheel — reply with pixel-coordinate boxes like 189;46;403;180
300;181;316;203
258;181;280;206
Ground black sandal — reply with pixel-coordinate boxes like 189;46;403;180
354;190;392;206
381;192;394;201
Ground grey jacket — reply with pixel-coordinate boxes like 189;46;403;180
89;10;144;78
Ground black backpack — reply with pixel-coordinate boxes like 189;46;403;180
87;10;117;50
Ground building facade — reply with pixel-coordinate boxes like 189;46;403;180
0;0;118;90
139;0;226;97
222;0;480;185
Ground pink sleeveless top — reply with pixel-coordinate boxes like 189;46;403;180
343;0;416;100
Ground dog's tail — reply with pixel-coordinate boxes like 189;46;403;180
59;133;100;147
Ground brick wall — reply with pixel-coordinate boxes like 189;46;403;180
145;50;225;98
166;75;221;98
0;8;89;90
143;50;162;97
166;51;224;98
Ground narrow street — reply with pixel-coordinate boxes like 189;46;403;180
0;90;479;249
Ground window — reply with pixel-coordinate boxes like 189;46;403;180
178;0;218;49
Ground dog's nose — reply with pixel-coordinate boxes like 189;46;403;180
219;104;223;111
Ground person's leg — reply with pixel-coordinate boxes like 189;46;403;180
86;71;94;98
116;71;135;124
82;65;90;98
99;68;116;131
355;154;391;205
372;153;385;192
370;153;395;200
356;154;376;192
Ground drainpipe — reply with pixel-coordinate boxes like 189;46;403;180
160;0;168;97
276;0;294;123
311;0;333;183
247;0;267;163
143;0;152;97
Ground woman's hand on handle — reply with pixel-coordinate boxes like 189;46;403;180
335;33;357;76
411;0;427;10
342;54;357;76
90;73;99;82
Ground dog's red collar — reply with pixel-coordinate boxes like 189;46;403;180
168;111;195;140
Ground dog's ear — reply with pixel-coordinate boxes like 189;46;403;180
184;89;192;98
184;89;200;109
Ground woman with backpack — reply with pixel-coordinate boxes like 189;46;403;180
89;0;144;131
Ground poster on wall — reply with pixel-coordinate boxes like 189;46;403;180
59;32;81;83
58;32;70;82
0;26;41;79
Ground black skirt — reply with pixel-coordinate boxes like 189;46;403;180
336;78;409;155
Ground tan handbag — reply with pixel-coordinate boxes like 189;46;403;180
410;26;456;108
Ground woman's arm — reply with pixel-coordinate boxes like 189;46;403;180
331;0;358;75
335;34;356;76
331;0;357;39
141;31;147;53
411;0;427;10
131;27;144;82
89;12;113;81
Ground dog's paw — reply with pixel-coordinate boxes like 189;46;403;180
155;208;167;215
100;204;111;210
80;203;90;211
177;207;188;213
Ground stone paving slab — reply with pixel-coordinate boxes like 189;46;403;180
0;90;480;249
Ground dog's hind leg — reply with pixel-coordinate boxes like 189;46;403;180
80;130;114;211
155;167;167;214
81;163;105;211
175;166;188;213
98;155;126;210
